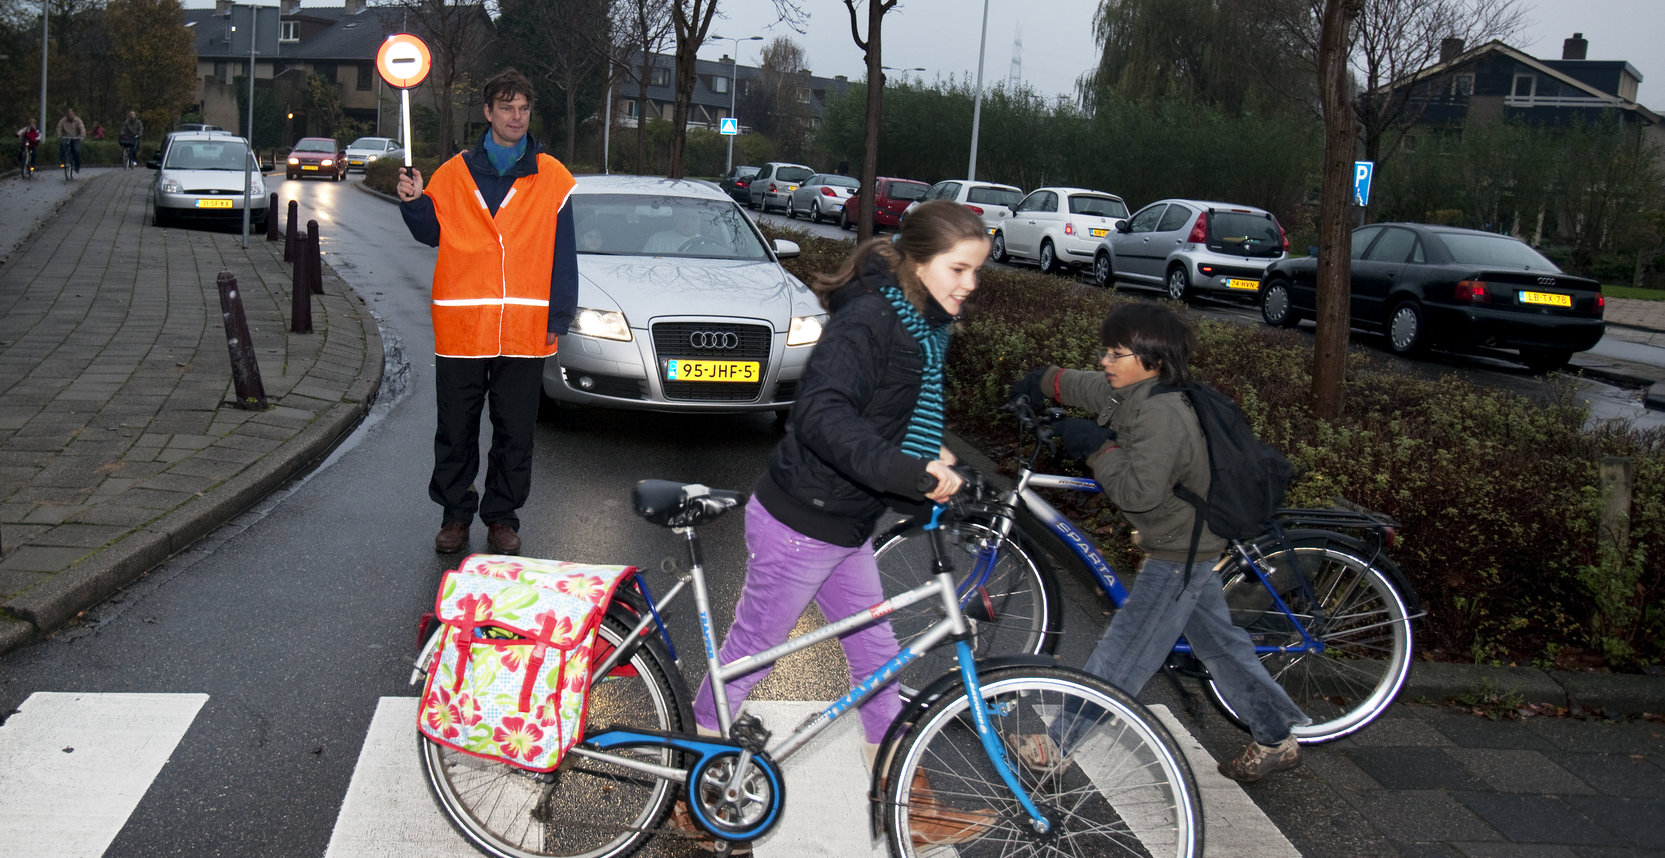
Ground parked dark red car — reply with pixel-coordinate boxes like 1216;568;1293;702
285;137;347;181
841;177;929;230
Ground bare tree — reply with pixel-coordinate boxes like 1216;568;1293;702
499;0;610;162
391;0;493;154
1313;0;1361;420
608;0;673;173
742;36;813;160
843;0;898;242
665;0;720;177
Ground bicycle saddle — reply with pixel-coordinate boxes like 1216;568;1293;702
632;480;745;528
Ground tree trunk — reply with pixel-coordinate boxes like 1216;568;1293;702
635;71;650;173
1312;0;1360;422
668;44;699;178
565;81;578;162
858;4;885;242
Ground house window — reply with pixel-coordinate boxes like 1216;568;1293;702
317;63;337;83
1454;74;1474;97
1512;73;1536;99
796;87;810;104
358;63;373;90
713;75;729;95
214;61;229;84
651;67;670;87
280;21;298;42
623;99;637;117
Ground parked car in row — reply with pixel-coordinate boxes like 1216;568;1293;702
906;179;1025;235
543;175;826;414
151;131;268;229
343;136;403;172
720;165;760;204
1258;223;1605;372
1093;199;1287;301
994;187;1129;274
286;137;347;181
786;173;861;223
748;162;815;212
841;177;929;230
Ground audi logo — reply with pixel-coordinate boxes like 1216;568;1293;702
689;331;740;350
1537;276;1557;285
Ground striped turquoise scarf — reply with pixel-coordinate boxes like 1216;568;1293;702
881;284;952;461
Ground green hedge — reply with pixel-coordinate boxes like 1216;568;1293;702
763;222;1665;670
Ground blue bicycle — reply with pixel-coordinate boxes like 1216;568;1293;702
873;400;1422;744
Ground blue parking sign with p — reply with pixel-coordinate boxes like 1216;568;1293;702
720;117;739;136
1354;161;1374;207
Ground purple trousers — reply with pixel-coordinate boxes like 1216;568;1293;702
693;500;903;744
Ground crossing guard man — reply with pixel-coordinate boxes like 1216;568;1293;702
397;68;578;556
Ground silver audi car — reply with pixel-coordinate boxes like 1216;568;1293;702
542;175;827;413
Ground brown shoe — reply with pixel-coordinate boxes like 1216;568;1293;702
1218;734;1302;783
434;520;468;554
486;521;521;555
907;769;995;847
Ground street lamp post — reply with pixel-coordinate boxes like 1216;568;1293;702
881;65;926;84
711;34;762;174
967;0;990;181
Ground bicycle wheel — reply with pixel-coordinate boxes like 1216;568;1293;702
873;509;1061;697
419;602;691;858
881;665;1201;858
1208;543;1414;743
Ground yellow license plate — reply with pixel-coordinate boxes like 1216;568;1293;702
1226;278;1260;291
1520;291;1572;307
196;199;233;209
786;185;798;191
1090;228;1109;237
665;360;759;382
349;159;363;166
302;165;318;171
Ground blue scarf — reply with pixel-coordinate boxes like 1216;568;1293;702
483;133;526;176
881;284;952;462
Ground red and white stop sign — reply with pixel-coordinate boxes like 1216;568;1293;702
376;33;431;89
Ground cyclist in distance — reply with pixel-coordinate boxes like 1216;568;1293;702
683;200;989;845
56;107;85;175
16;117;41;174
119;110;143;168
1008;302;1311;782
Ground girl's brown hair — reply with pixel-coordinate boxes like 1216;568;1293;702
811;199;988;311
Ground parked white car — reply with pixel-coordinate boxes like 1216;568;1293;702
993;187;1130;274
343;136;404;172
904;179;1025;236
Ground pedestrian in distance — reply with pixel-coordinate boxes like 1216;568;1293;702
395;68;579;557
90;121;105;140
680;199;992;849
119;110;143;169
1006;302;1311;782
16;118;41;176
55;107;85;175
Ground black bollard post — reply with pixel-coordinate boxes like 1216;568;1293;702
217;271;269;410
307;219;324;294
284;199;299;261
290;238;313;334
265;192;280;241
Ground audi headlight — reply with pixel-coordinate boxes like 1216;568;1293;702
787;313;826;346
573;308;631;341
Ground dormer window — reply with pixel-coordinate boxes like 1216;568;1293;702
280;21;298;42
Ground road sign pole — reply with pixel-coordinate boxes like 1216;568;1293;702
401;89;413;168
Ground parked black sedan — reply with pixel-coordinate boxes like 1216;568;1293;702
1257;223;1605;372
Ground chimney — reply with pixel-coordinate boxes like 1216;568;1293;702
282;0;301;14
344;0;365;13
1563;32;1588;60
1439;37;1465;64
215;0;232;14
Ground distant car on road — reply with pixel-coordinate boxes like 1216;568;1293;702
841;177;929;230
544;175;826;414
285;137;347;181
343;136;403;172
151;131;268;229
906;179;1025;236
1258;223;1605;373
719;165;759;204
174;122;224;133
747;161;814;212
1094;198;1287;301
994;187;1129;275
786;173;860;223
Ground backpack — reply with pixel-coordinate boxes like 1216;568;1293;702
1155;382;1293;544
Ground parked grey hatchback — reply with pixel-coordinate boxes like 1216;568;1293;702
1092;199;1288;301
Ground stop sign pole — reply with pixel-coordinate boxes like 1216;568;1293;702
376;33;432;175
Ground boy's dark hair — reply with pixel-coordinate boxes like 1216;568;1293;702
1101;303;1194;386
483;69;535;107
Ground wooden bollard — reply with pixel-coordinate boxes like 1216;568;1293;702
284;199;299;261
217;271;269;410
265;192;280;241
307;219;323;294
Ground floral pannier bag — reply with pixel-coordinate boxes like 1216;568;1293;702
418;554;637;772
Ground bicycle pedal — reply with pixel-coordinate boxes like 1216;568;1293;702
729;714;771;754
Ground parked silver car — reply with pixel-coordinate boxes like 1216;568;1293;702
747;161;814;212
785;173;860;223
543;175;827;414
1092;198;1288;301
151;131;268;229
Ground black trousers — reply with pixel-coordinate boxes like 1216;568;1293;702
431;355;544;530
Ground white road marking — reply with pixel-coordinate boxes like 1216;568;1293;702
0;692;208;858
1150;705;1302;858
326;696;473;856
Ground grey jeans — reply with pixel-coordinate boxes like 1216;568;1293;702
1055;556;1309;748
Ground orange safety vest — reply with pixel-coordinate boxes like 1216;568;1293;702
425;152;576;358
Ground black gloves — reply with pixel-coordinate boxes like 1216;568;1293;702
1054;417;1114;461
1009;367;1049;407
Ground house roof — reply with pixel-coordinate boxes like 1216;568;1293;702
1370;38;1660;124
185;5;483;64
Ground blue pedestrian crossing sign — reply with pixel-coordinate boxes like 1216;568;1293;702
720;117;739;136
1354;161;1375;207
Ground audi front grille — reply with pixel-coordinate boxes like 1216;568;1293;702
651;321;771;401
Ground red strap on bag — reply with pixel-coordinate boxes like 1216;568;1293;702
448;593;489;694
518;611;565;712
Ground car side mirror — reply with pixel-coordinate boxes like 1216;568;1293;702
773;239;801;259
1307;245;1319;257
1114;219;1130;233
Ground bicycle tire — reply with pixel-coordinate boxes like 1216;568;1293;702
418;602;691;858
881;664;1202;858
873;509;1061;698
1207;542;1414;744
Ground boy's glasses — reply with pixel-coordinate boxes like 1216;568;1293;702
1103;350;1139;362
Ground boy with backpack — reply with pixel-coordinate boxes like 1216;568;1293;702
1007;302;1309;782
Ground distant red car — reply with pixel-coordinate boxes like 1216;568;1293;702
286;137;347;181
841;177;929;230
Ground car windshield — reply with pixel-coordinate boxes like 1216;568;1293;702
572;194;770;260
294;140;336;152
1208;211;1283;258
1070;195;1129;218
347;138;386;149
967;186;1023;207
164;140;252;171
1439;233;1560;271
888;182;927;201
776;166;813;183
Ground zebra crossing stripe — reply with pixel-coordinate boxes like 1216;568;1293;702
0;692;208;858
326;696;471;856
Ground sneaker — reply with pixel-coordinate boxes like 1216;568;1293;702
486;521;521;555
1002;732;1068;777
1218;735;1302;783
434;520;468;554
666;800;752;855
907;769;996;847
